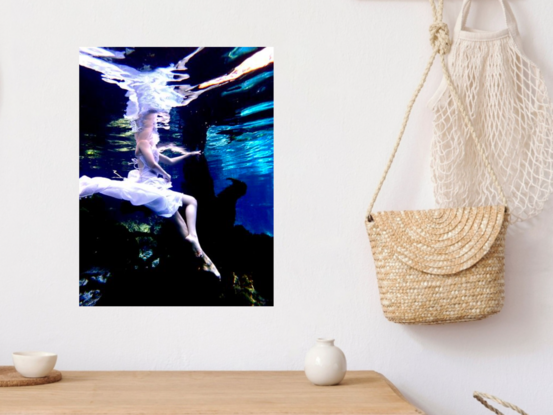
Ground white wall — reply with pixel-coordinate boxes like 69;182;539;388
1;0;552;413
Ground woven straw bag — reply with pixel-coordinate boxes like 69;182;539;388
365;0;509;324
474;392;528;415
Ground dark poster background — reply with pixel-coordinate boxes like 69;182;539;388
79;47;274;306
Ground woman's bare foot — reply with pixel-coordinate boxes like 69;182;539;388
199;252;221;280
185;235;221;279
185;235;202;257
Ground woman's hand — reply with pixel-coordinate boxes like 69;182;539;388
161;172;171;183
159;150;202;167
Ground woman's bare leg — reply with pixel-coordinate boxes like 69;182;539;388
169;211;189;239
169;196;201;255
180;195;203;256
170;194;220;278
181;195;198;237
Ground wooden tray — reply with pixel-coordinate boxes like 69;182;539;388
0;366;62;387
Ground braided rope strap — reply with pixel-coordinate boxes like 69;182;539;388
474;392;529;415
366;0;507;221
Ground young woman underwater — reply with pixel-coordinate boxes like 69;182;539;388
79;109;221;279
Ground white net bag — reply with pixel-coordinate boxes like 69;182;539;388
429;0;553;222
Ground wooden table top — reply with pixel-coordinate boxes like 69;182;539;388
0;370;424;415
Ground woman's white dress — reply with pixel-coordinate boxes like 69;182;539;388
79;145;183;218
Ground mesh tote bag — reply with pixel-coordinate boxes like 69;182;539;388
429;0;553;223
365;0;509;325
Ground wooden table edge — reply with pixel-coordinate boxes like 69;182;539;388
0;370;426;415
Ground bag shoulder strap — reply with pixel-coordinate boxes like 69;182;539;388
366;0;508;222
473;392;528;415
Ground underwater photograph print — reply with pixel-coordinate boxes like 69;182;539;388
79;47;274;306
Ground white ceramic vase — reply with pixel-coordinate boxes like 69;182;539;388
304;338;347;386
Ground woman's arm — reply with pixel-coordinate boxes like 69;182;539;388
137;140;171;182
158;151;201;166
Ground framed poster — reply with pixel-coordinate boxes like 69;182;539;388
79;47;274;306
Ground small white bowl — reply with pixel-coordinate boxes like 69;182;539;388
12;352;57;378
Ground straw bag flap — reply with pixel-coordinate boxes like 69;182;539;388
366;205;505;275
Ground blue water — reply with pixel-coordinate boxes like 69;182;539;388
206;117;274;236
79;47;274;236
